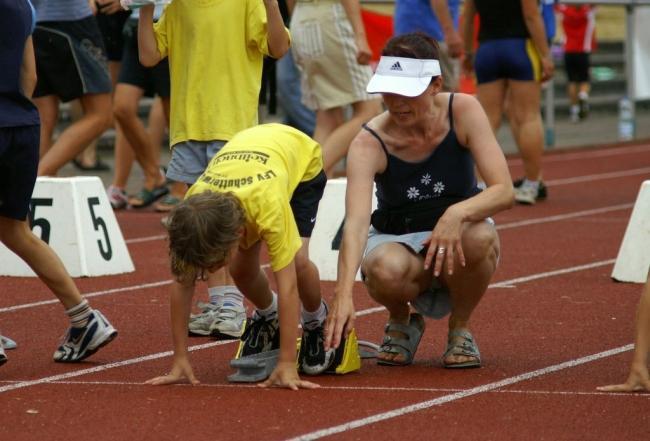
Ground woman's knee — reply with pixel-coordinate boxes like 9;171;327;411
462;226;499;266
362;251;411;292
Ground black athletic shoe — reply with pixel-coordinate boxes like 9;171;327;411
299;322;335;375
240;313;280;357
513;178;547;200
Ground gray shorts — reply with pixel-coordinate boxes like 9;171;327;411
166;140;226;184
364;218;496;320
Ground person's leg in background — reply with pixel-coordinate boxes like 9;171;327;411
276;50;316;136
507;79;545;204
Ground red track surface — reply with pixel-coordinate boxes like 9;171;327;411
1;142;650;440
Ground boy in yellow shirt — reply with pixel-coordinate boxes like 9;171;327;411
137;0;290;338
146;124;331;389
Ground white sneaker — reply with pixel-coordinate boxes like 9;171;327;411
53;310;118;362
188;302;220;336
514;185;538;205
209;303;247;339
107;185;128;210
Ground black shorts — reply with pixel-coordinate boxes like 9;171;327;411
96;8;132;62
117;20;171;98
290;170;326;238
564;52;590;83
33;16;112;102
0;125;39;221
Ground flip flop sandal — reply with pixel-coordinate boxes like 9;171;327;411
129;185;169;208
155;194;182;212
443;329;481;369
377;312;425;366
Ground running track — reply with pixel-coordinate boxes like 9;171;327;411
1;142;649;440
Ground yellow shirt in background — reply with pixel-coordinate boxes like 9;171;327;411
187;124;323;271
154;0;280;146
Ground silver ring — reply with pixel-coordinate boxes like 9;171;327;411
438;247;445;254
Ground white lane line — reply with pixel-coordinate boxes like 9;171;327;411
0;258;617;394
287;344;634;441
0;264;271;314
125;234;166;244
5;380;646;399
545;167;650;186
489;259;615;289
0;339;235;394
496;203;633;230
0;280;173;313
507;144;650;165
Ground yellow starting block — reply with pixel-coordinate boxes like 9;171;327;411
230;328;363;382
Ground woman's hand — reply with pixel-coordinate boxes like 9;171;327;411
259;361;320;390
325;294;356;351
540;54;555;82
355;35;372;65
423;206;466;277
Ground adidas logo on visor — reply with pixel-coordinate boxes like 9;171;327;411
390;61;403;71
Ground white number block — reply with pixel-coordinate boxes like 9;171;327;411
0;177;135;277
612;180;650;283
310;178;377;281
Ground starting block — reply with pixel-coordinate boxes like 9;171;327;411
309;179;377;281
0;177;134;277
611;180;650;283
228;329;371;383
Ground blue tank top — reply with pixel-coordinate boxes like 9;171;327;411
363;94;480;234
0;0;40;128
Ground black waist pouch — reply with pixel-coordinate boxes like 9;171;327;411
371;196;466;235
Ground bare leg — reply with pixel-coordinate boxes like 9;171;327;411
37;93;112;176
441;222;499;365
361;243;429;363
294;238;321;312
229;242;273;310
320;99;382;176
0;217;83;309
34;95;59;162
113;84;165;192
508;80;544;181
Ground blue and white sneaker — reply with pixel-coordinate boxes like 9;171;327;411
53;310;118;362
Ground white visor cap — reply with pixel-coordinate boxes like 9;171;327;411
366;56;441;97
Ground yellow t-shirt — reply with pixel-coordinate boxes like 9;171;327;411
187;124;323;271
154;0;284;146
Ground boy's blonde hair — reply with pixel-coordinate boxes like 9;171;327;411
166;191;245;283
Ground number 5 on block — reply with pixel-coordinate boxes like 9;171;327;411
0;177;134;277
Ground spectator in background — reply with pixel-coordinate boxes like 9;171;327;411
276;0;316;136
31;0;113;177
289;0;381;177
557;3;596;122
109;6;169;209
393;0;463;92
71;0;132;172
462;0;554;205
